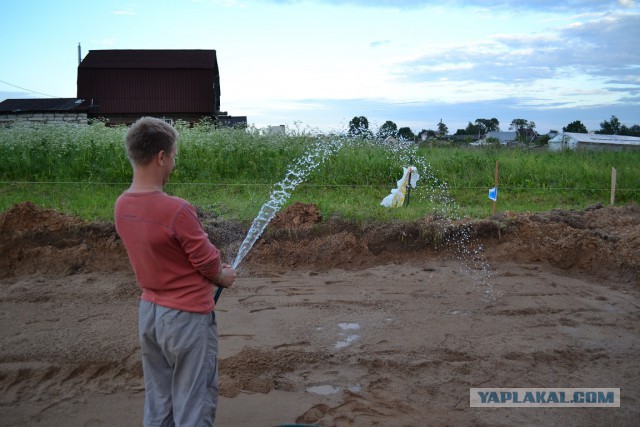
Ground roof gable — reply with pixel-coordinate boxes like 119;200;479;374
79;49;217;69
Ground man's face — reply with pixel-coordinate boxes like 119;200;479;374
162;147;178;185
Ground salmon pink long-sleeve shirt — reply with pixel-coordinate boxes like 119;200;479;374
114;191;222;314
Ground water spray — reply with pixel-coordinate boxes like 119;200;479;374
214;136;343;303
213;134;499;304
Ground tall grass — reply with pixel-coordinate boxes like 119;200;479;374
1;122;638;221
0;123;131;182
420;147;639;216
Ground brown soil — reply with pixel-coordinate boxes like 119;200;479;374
1;201;639;426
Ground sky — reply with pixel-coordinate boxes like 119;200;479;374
1;0;639;134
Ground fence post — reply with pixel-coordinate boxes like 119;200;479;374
610;167;617;206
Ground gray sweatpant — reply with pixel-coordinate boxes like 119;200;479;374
139;300;219;427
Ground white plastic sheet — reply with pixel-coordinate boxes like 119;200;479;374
381;166;419;208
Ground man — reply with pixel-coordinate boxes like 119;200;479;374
115;117;236;426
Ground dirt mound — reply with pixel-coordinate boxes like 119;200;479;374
269;201;322;229
0;202;128;278
219;347;328;397
0;201;86;233
251;202;640;282
1;201;638;282
486;203;640;281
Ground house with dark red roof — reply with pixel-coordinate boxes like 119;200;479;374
0;49;246;127
77;49;245;126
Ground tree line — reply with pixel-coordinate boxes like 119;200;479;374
347;115;640;141
563;116;640;136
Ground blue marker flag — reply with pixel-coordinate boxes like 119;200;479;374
488;187;498;201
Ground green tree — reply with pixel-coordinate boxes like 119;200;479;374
625;124;640;137
377;120;398;139
509;118;528;133
563;120;588;133
537;134;551;145
348;116;372;138
475;118;500;135
598;115;622;135
465;121;481;136
509;118;537;144
437;119;448;137
397;127;415;141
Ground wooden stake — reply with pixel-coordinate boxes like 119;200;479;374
610;167;617;206
493;160;499;215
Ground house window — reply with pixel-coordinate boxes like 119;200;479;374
161;118;174;126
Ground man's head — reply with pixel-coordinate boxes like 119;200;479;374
125;117;178;166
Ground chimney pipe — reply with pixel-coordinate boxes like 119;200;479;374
78;43;81;65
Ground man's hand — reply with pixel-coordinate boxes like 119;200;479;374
215;263;236;288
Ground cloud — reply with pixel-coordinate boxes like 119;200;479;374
393;36;559;83
112;8;135;15
370;40;391;48
394;12;640;89
560;14;640;67
208;0;247;7
92;37;118;47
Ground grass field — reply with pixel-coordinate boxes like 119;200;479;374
1;122;638;222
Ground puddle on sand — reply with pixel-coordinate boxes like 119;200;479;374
335;323;360;349
306;384;362;395
306;385;340;395
338;322;360;330
335;335;359;349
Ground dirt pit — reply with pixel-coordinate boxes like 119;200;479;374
1;201;639;426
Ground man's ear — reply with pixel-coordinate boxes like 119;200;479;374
157;150;166;166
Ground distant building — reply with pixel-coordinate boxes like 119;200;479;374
77;49;246;126
485;131;517;145
0;98;96;126
266;125;286;134
549;132;640;151
452;134;482;143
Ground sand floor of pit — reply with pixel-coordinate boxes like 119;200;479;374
0;202;639;426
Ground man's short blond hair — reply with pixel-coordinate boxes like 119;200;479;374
125;117;178;165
